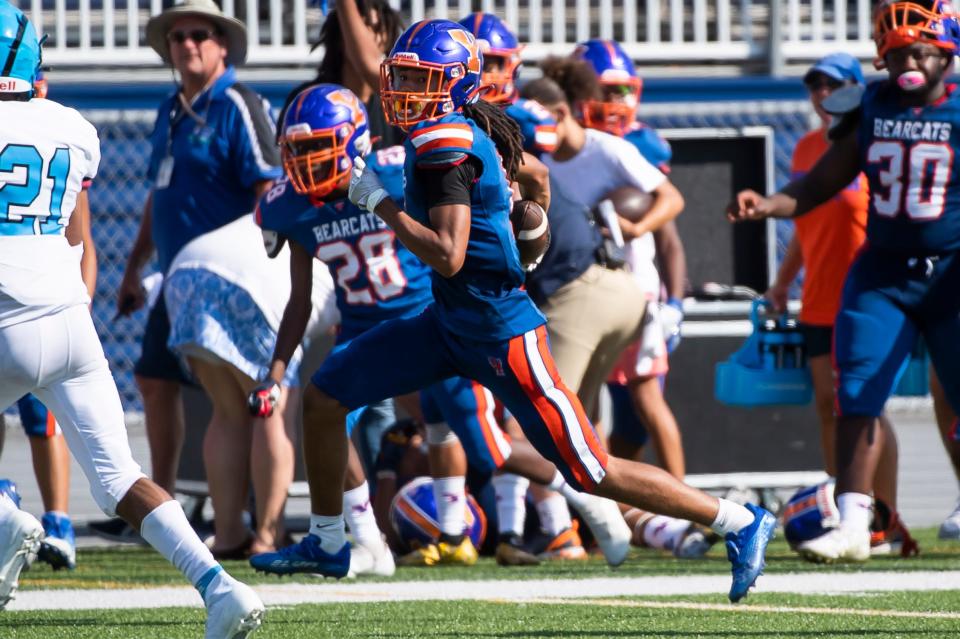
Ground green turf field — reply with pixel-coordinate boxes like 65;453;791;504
4;591;960;638
16;526;960;589
5;528;959;638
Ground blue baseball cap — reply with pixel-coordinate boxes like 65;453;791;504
803;53;865;86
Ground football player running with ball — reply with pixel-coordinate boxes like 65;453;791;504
252;19;774;602
728;0;960;563
0;4;264;636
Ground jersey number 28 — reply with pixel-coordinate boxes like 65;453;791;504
867;141;953;220
317;231;408;305
0;144;72;234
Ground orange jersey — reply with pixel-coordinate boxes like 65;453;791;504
791;129;869;326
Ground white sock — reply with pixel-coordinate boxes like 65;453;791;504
139;500;221;600
432;476;467;537
642;515;691;551
309;513;347;553
536;493;573;536
554;475;592;513
492;474;529;537
837;492;873;533
710;498;756;536
343;482;382;550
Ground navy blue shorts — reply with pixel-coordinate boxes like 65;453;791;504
312;306;608;491
133;292;192;384
421;377;512;475
16;394;55;438
835;247;960;417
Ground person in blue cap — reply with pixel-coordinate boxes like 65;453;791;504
765;51;918;559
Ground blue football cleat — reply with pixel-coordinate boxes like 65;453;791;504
725;503;776;603
38;512;76;571
249;534;350;578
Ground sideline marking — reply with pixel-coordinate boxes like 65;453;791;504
11;570;960;611
523;597;960;620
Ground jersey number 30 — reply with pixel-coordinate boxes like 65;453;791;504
867;141;953;220
0;144;72;233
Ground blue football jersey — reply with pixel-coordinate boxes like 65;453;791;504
857;81;960;252
625;124;672;173
504;98;558;157
256;145;433;341
404;113;546;341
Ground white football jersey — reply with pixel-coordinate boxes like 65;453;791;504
0;98;101;327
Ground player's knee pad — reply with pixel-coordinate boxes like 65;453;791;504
17;394;58;439
425;421;460;447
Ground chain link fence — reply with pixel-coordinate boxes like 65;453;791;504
78;100;814;412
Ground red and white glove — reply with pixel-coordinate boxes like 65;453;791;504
247;379;281;417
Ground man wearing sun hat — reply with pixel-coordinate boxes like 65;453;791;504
96;0;282;546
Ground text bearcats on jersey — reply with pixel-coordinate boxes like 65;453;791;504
312;209;389;244
872;118;952;142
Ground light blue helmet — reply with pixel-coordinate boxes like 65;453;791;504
0;1;42;95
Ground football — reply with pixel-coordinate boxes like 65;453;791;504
510;199;550;268
602;186;653;223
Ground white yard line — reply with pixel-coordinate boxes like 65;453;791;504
527;598;960;620
9;570;960;611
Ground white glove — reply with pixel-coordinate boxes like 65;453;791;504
660;298;684;354
348;156;389;213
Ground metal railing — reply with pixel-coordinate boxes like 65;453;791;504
21;1;877;69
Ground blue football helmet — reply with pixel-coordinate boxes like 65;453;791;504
782;481;840;548
279;83;372;197
457;13;522;104
0;1;42;96
573;39;642;136
389;476;487;552
381;19;483;129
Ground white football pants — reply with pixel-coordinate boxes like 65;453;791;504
0;304;145;516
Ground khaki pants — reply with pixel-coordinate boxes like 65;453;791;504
538;264;648;418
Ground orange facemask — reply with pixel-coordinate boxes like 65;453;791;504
281;126;354;198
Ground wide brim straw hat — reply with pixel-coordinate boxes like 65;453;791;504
146;0;247;67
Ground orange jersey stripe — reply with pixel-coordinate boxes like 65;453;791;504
506;332;592;488
471;382;507;468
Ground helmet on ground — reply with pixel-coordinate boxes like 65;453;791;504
782;481;840;548
390;476;487;551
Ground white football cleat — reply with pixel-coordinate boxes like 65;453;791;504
347;537;396;578
570;494;631;567
938;500;960;540
0;509;43;609
798;527;870;564
204;573;265;639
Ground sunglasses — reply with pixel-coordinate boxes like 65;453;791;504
805;77;844;91
166;29;218;44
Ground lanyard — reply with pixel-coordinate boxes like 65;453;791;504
164;81;216;157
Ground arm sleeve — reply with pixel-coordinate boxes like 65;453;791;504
227;86;283;187
415;157;480;209
615;138;667;193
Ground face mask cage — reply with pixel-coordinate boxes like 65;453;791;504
478;49;522;104
875;2;958;62
380;58;461;128
579;78;642;136
280;125;354;198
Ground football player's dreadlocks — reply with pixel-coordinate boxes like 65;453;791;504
463;98;524;182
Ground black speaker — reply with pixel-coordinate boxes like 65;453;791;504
662;130;773;293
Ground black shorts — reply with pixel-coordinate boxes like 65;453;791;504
133;290;193;384
798;322;833;359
